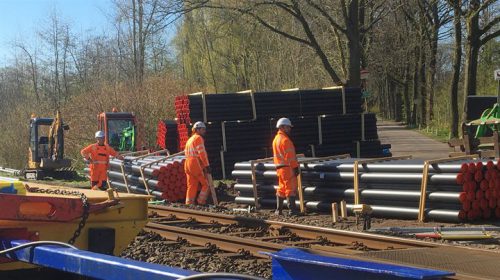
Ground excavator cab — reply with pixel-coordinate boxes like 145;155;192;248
98;109;139;152
26;111;75;180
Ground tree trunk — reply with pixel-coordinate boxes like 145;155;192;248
138;0;145;85
358;0;367;69
346;0;361;87
427;2;439;124
450;1;462;138
394;81;402;122
403;61;410;124
411;47;419;126
132;0;138;84
419;44;427;127
462;2;480;121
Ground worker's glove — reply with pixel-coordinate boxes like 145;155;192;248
294;167;300;177
83;158;92;165
204;166;212;175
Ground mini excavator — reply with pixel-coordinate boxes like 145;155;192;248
24;111;76;180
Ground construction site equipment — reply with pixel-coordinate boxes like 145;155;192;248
469;75;500;138
0;167;21;175
0;177;25;195
449;96;500;157
24;111;76;180
232;157;500;222
0;239;196;279
1;240;453;280
352;204;373;230
98;109;141;152
0;182;149;271
263;248;454;280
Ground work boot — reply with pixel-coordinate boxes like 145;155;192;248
275;196;284;215
288;196;299;216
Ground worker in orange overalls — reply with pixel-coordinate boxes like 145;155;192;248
184;121;211;205
81;131;123;190
273;118;300;215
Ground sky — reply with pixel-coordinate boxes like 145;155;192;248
0;0;114;65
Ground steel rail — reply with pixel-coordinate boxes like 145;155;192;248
145;222;286;258
148;205;436;251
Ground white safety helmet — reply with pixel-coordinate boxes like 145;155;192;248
193;121;206;129
95;131;105;139
276;118;293;128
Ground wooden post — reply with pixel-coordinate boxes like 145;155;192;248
417;154;479;222
494;131;500;158
297;170;305;213
119;163;131;193
340;200;347;218
353;160;360;205
250;157;274;210
332;203;338;223
206;173;218;205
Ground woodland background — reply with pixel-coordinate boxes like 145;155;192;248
0;0;498;169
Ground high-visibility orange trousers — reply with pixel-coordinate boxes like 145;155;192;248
89;164;108;190
185;173;209;204
276;167;297;198
184;158;209;204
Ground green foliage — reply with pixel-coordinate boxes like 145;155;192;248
477;40;500;95
174;8;332;93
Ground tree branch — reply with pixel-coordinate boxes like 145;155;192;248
481;28;500;46
304;0;347;34
480;16;500;36
475;0;496;16
339;0;349;25
245;10;312;46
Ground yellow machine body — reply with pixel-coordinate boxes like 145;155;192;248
0;183;150;270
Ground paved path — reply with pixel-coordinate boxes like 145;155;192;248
377;121;450;160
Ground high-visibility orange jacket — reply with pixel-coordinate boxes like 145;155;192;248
273;130;299;198
184;133;210;204
80;143;118;182
272;130;298;169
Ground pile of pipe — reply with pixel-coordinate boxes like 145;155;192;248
169;88;389;179
176;88;362;122
177;124;189;150
457;161;500;220
85;155;187;201
156;120;179;153
232;158;500;223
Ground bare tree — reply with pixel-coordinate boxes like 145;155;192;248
462;0;500;120
195;0;390;87
448;0;463;137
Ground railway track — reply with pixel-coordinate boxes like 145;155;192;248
144;205;500;279
146;205;436;258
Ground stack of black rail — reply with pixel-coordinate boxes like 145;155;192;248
231;158;480;222
174;87;388;178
